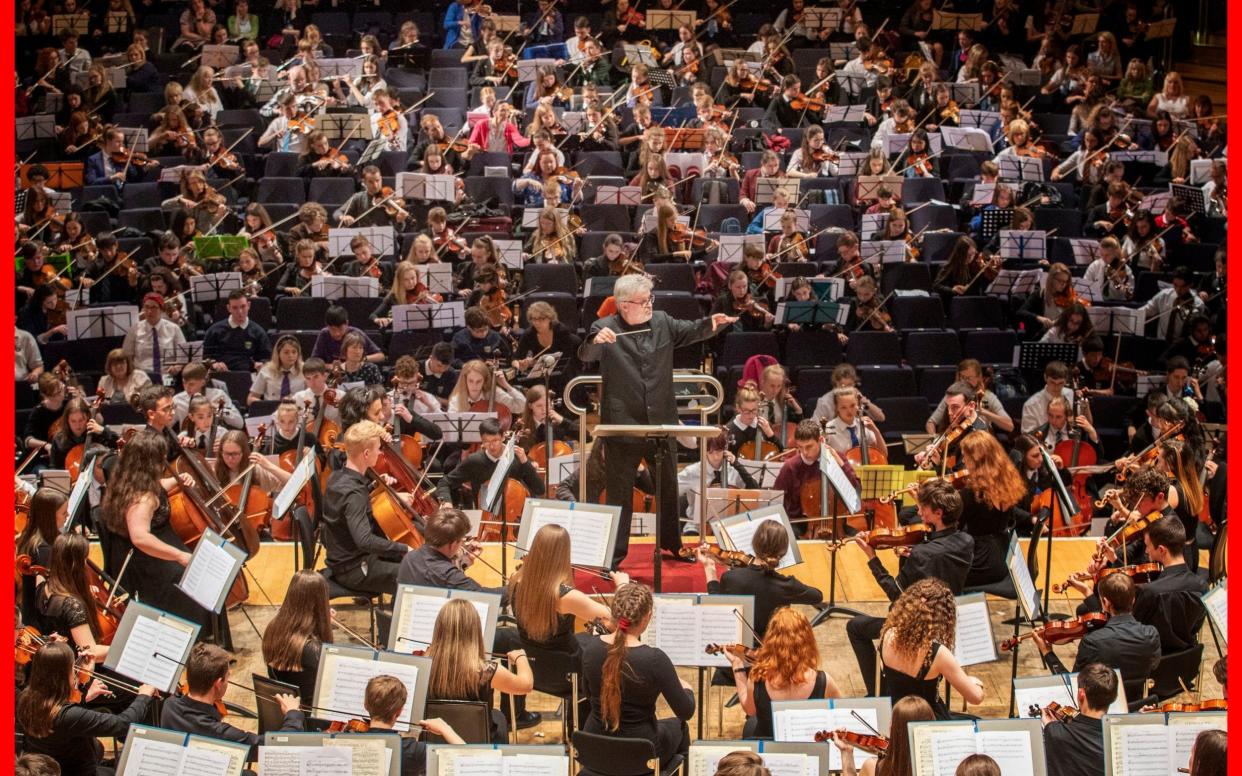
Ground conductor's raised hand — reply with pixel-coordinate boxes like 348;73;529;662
710;313;739;330
593;326;617;344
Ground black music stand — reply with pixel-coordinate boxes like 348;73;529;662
481;434;520;584
809;447;867;627
1037;447;1079;621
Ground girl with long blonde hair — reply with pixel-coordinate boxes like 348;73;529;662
957;432;1026;587
509;524;620;649
582;583;694;765
447;359;526;415
879;579;983;719
724;606;841;737
427;599;533;739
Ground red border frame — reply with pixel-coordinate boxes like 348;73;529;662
0;1;1237;765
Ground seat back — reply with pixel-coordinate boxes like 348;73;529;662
422;700;494;744
1148;644;1205;701
252;675;302;734
572;730;659;776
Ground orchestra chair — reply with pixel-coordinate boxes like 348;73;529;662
427;68;469;90
291;508;385;645
308;178;358;209
845;331;901;365
122;181;163;209
901;178;945;205
262;153;301;178
903;331;961;368
579;204;634;233
389;330;447;359
783;329;843;368
947;296;1006;331
960;329;1018;367
888;296;946;330
576;153;626;178
275;296;332;331
423;700;496;744
1033;208;1083;239
853;366;918;399
652;292;706;324
643;263;697;294
334;297;383;327
255;177;307;205
523;263;582;296
519;644;583;745
1141;644;1206;705
117;207;169;234
253;675;302;735
917;366;959;406
881;263;933;294
572;731;685;776
427;88;470;109
908;203;956;233
718;331;779;368
464;176;515;207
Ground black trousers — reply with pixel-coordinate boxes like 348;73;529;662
334;557;401;596
604;438;681;569
847;614;886;696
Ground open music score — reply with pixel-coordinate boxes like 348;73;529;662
388;585;500;655
312;644;430;732
1103;711;1226;776
638;594;755;668
516;498;621;570
908;719;1046;776
117;725;248;776
103;602;200;693
772;698;890;772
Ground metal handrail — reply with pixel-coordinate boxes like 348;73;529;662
563;373;726;536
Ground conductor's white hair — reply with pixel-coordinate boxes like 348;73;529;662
615;274;653;302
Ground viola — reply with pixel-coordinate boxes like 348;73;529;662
704;642;759;662
813;730;890;756
1000;612;1109;651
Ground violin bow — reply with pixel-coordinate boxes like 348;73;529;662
332;615;380;650
732;607;764;647
767;224;835;263
207;126;253;167
891;147;945;178
101;549;133;617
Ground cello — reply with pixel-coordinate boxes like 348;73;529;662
475;432;529;542
1052;391;1095;535
388;383;425;472
274;399;322;540
173;444;262;558
364;468;425;549
163;462;252;609
65;389;107;484
844;401;896;529
221;425;274;537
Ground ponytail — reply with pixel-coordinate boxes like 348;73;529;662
599;583;652;731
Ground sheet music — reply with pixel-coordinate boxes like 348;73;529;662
394;591;490;654
503;755;569;776
113;613;195;691
259;746;353;776
763;753;816;776
644;598;743;667
930;731;979;776
1168;722;1217;776
714;511;795;568
1201;581;1226;645
1113;725;1170;776
187;739;247;776
910;722;968;776
321;653;420;730
178;532;240;613
774;706;880;770
436;750;501;776
121;738;184;776
324;737;391;776
688;746;750;776
953;595;997;666
975;731;1033;776
526;503;612;568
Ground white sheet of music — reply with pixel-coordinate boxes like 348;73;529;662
321;653;420;731
1112;725;1170;776
716;512;796;569
1202;581;1227;645
688;746;749;776
1168;719;1223;775
773;707;879;771
911;722;970;776
178;533;239;613
258;745;353;776
113;614;195;691
435;750;501;776
395;592;489;654
930;731;979;776
645;598;742;667
324;738;391;776
975;731;1033;776
763;754;816;776
527;504;611;568
121;738;231;776
952;596;997;666
503;755;569;776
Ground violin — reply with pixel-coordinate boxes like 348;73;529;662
669;223;717;250
1000;612;1109;651
737;75;773;93
326;718;372;733
790;93;828;113
939;100;961;124
432;228;467;257
1117;421;1184;482
288;112;316;134
374;186;408;218
905;151;934;178
704;642;759;662
1156;699;1227;713
480;288;515;328
109;148;154;167
206;146;242;172
915;412;974;471
814;730;890;756
677;544;767;568
1052;562;1162;594
621;6;645;27
1052;286;1090;310
377;109;402;139
437;137;472;155
732;293;773;320
825;524;928;552
1029;701;1079;722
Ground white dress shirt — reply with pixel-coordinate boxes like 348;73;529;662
122;318;187;374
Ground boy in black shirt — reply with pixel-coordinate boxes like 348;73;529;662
1041;663;1118;776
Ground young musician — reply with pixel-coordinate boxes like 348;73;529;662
678;429;761;527
727;384;779;457
361;676;465;774
723;607;841;738
262;569;333;704
832;696;936;776
915;382;987;470
17;640;157;775
1039;663;1119;776
426;599;535;738
1034;573;1159;685
320;420;413;594
878;579;984;719
580;583;695;766
772;419;857;536
173;361;244;428
846;479;974;695
435;418;544;509
925;360;1013;435
161;643;304;753
100;429;212;628
820;388;883;456
957;432;1027;587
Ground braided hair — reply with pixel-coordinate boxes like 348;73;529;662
599;582;653;731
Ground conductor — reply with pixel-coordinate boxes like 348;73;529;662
579;274;737;570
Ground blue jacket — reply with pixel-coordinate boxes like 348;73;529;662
84;151;141;187
443;2;482;49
